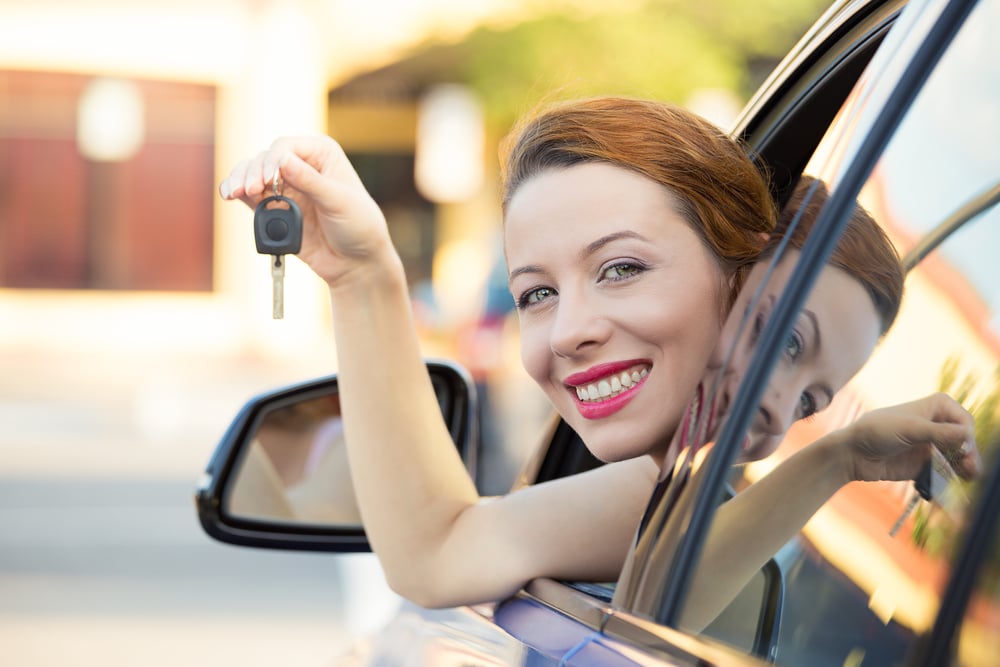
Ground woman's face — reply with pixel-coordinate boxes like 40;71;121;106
704;250;883;462
504;162;726;464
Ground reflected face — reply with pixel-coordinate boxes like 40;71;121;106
505;162;725;464
704;250;882;462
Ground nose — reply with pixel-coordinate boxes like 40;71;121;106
548;290;612;357
756;379;798;437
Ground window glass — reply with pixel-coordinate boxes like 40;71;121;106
953;499;1000;665
677;1;1000;664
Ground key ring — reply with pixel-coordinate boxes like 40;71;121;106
273;167;283;197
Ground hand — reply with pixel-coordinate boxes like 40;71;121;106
841;392;981;484
219;136;396;288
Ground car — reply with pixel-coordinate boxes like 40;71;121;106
196;0;1000;663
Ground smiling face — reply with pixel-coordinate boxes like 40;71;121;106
704;250;883;462
504;162;727;464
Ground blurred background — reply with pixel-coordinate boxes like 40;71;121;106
0;0;827;664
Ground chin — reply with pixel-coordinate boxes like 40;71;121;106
576;427;647;463
584;440;639;464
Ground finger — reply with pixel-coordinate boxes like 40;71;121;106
925;392;974;428
278;149;368;215
271;135;367;190
923;422;980;479
951;439;983;479
242;150;270;198
262;151;286;197
220;159;251;200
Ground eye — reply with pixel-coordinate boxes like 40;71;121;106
600;261;644;282
516;286;556;309
783;330;805;362
798;392;818;419
750;310;770;345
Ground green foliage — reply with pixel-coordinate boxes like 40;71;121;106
937;357;1000;462
404;0;831;131
911;357;1000;578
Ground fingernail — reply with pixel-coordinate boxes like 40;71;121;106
219;180;231;199
961;440;974;455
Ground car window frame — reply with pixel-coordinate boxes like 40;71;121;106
626;0;978;631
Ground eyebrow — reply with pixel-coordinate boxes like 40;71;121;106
584;230;651;255
803;308;821;354
508;230;651;284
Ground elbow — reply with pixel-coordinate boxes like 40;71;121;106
382;571;458;610
381;560;514;609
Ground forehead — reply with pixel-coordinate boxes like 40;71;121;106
503;162;685;260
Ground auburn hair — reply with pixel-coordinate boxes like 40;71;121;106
764;175;904;335
499;96;777;310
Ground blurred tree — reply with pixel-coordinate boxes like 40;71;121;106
400;0;832;130
912;357;1000;583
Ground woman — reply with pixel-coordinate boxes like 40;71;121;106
219;97;978;608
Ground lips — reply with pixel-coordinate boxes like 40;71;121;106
565;361;651;420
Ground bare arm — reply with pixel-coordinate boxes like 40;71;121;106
220;137;657;607
681;392;980;631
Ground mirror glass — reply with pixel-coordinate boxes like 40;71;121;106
218;364;470;530
223;391;360;526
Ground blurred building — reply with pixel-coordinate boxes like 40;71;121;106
0;0;520;363
0;1;530;464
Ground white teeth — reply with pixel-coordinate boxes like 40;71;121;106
575;368;649;403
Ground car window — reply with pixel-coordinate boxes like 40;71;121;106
674;0;1000;664
951;481;1000;665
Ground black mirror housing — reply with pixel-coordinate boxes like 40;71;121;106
195;359;478;552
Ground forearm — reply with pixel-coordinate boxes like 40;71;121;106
327;253;481;596
681;434;852;631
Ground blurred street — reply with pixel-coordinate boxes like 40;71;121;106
0;348;401;667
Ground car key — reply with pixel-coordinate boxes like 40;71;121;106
253;173;303;319
888;449;955;537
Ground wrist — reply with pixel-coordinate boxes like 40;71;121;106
810;430;856;489
327;241;407;301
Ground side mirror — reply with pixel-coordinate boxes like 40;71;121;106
195;359;478;552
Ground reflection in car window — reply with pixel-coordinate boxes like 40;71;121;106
953;478;1000;665
679;1;1000;665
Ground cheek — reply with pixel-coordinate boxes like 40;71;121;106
651;280;725;347
517;320;549;386
709;310;744;369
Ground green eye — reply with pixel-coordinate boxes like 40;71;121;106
602;262;642;281
799;392;817;418
784;332;804;361
518;286;555;309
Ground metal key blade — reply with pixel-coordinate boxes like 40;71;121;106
889;494;919;537
271;255;285;319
